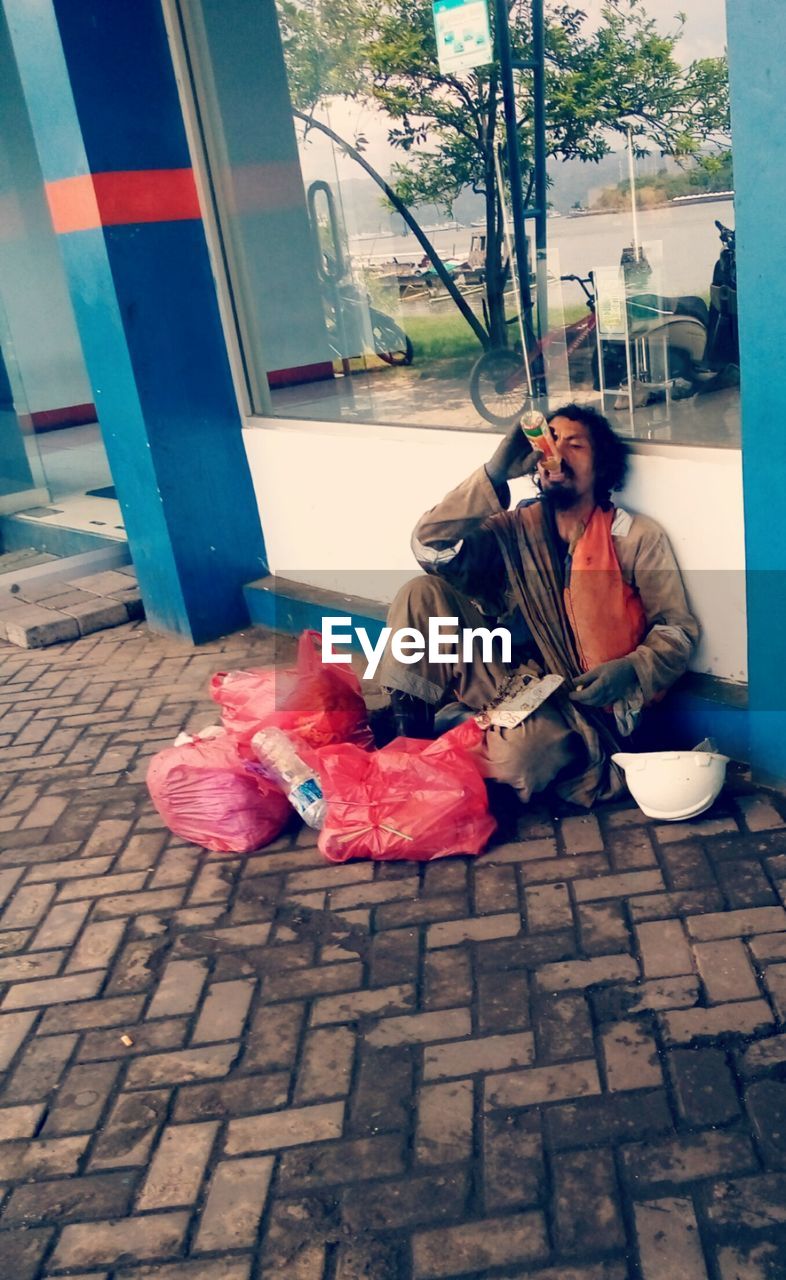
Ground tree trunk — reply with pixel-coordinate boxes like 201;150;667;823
293;109;489;350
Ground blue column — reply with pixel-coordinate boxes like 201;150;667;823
726;3;786;782
4;0;267;643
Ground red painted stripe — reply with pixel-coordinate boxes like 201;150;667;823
46;169;201;233
267;362;335;388
30;403;98;432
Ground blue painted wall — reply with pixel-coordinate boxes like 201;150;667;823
727;2;786;783
4;0;267;642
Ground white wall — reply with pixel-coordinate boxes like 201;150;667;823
243;420;746;682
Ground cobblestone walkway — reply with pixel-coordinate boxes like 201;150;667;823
1;621;786;1280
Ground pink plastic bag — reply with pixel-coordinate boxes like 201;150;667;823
317;720;496;862
146;728;291;854
210;630;373;751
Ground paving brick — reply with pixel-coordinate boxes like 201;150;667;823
375;893;467;930
661;999;774;1044
2;968;104;1010
94;888;185;919
146;958;207;1019
518;854;608;884
0;1133;88;1181
57;871;148;902
704;1172;786;1229
31;900;91;949
342;1167;469;1231
416;1080;473;1165
749;932;786;963
125;1043;237;1088
574;869;665;901
424;948;472;1010
669;1047;740;1126
739;1032;786;1076
553;1148;625;1253
537;953;639;991
0;947;67;981
0;1008;37;1070
4;1032;78;1102
427;913;521;948
763;963;786;1019
602;1020;662;1090
622;1129;757;1190
686;905;786;940
745;1079;786;1168
655;816;738;843
629;888;725;922
137;1121;218;1208
37;993;143;1033
90;1089;169;1169
0;1227;53;1280
225;1101;345;1154
486;1060;601;1109
311;982;415;1025
485;836;558;864
194;1156;274;1252
2;1169;136;1225
278;1134;406;1192
50;1213;189;1270
532;993;594;1062
634;1196;709;1280
737;795;786;831
295;1025;355;1101
544;1090;673;1151
0;1102;44;1140
192;978;255;1043
79;1019;187;1062
366;1007;471;1048
424;1031;534;1079
474;864;519;914
262;960;363;1002
525;882;572;931
561;814;604;853
659;841;717;891
350;1047;414;1134
716;1241;784;1280
43;1060;119;1134
476;967;530;1034
67;919;126;973
578;901;631;954
240;1001;304;1072
606;825;658;871
636;918;694;977
715;857;778;909
173;1072;289;1123
483;1109;543;1209
694;937;760;1003
411;1212;548;1277
1;882;55;929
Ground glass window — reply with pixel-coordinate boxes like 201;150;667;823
178;0;738;448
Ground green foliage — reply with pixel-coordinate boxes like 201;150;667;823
278;0;731;340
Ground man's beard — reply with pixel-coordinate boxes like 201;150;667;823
541;476;579;511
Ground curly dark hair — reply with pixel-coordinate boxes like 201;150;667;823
542;402;630;508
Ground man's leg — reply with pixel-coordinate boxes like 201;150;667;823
378;575;507;735
482;704;584;804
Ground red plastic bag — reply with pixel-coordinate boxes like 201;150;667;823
210;630;373;751
146;728;291;854
317;720;496;862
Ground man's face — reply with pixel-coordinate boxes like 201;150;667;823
536;415;596;510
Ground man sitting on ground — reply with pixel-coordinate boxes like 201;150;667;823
377;403;699;809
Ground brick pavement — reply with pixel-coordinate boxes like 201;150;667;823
2;620;786;1279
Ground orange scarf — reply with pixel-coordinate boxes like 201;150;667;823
563;507;646;672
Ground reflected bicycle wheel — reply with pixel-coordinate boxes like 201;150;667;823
469;347;531;426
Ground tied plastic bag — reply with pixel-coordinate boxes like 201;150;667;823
317;720;496;862
146;727;291;854
210;630;373;751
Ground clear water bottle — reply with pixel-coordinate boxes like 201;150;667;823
251;726;326;829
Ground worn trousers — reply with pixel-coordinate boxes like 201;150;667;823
376;575;582;803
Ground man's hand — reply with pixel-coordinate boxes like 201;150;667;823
485;421;540;489
569;657;638;707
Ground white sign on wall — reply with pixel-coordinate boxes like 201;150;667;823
432;0;493;74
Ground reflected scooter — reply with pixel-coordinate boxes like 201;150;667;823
614;220;739;405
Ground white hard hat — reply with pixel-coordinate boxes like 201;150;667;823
611;750;729;821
